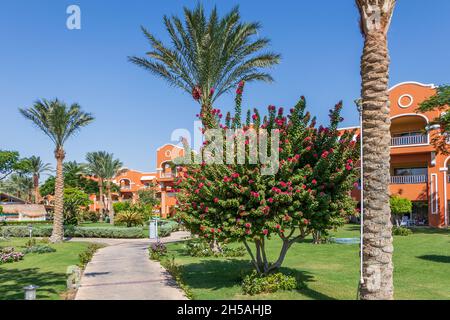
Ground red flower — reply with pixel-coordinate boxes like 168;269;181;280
312;179;317;185
231;173;240;179
268;198;274;203
275;224;281;229
245;223;252;228
192;86;202;100
262;229;269;235
214;197;219;203
210;228;215;233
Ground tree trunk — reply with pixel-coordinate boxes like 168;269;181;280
106;181;114;225
33;174;40;204
98;179;104;222
359;30;394;300
50;148;65;243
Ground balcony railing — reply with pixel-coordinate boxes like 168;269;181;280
160;173;174;178
390;175;427;184
120;185;131;190
390;134;427;146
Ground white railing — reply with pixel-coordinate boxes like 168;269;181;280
161;173;174;178
120;185;131;190
390;175;427;184
390;134;427;146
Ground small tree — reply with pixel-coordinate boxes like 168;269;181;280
417;85;450;154
176;83;359;274
63;187;92;225
389;195;412;226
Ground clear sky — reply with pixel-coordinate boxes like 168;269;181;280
1;0;449;178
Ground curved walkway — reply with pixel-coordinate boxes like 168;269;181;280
74;231;190;300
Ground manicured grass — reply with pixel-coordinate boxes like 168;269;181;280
164;225;450;300
0;238;90;300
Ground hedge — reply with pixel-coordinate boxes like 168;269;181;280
0;225;145;239
158;220;180;238
0;220;52;226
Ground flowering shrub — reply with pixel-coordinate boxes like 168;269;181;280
175;82;360;274
0;247;25;264
241;271;298;295
149;241;167;260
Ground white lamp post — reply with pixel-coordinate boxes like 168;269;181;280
27;224;33;239
24;285;39;300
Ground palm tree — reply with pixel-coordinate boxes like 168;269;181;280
0;174;33;202
85;152;107;221
129;4;280;128
20;99;94;242
101;153;123;225
24;156;52;204
356;0;396;300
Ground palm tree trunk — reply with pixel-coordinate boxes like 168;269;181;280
98;179;104;222
50;148;65;243
33;174;40;204
106;181;114;225
359;28;394;300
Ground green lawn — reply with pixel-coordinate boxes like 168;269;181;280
164;225;450;300
0;238;90;300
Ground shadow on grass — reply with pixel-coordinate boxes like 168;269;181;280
0;267;65;300
417;255;450;264
180;259;335;300
410;227;450;235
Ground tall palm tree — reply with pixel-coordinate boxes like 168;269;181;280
129;4;280;128
24;156;52;204
85;152;107;221
20;99;94;242
101;153;123;225
356;0;396;300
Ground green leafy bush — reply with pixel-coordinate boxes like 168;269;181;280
1;220;51;226
23;245;56;254
115;211;144;227
241;271;298;295
78;243;103;268
393;226;412;236
184;240;246;257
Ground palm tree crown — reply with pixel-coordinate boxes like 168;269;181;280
25;156;52;180
129;4;280;106
19;99;94;151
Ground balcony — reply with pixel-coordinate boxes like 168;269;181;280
160;173;174;178
120;185;131;190
390;175;427;184
390;134;427;146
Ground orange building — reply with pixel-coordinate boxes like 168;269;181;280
343;81;449;228
89;144;184;218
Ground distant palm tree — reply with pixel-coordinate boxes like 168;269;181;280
0;174;33;202
20;99;94;242
85;152;107;221
356;0;396;300
24;156;52;204
129;4;280;128
101;153;123;225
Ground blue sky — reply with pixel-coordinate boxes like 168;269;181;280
1;0;449;177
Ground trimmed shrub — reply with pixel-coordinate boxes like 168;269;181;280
0;225;145;239
184;240;246;258
23;245;56;254
158;220;180;238
241;271;298;295
115;211;144;227
1;220;51;226
393;226;413;236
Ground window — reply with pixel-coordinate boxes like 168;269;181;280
393;167;427;176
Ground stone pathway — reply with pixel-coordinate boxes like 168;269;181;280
73;231;190;300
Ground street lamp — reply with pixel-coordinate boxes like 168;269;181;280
23;285;39;300
27;224;33;239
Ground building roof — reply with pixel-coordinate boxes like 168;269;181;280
0;192;26;204
1;204;47;217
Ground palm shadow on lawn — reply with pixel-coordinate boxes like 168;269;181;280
180;258;335;300
0;268;65;300
417;255;450;264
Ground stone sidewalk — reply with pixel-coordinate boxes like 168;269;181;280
74;231;190;300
